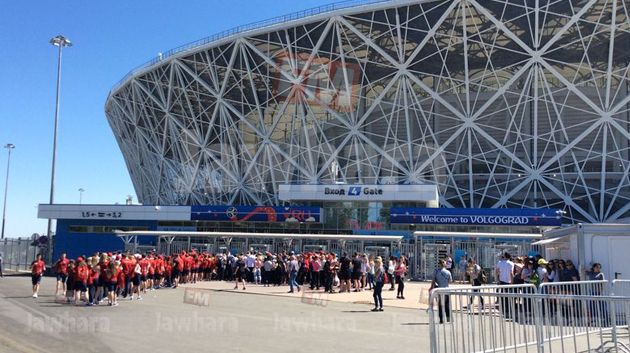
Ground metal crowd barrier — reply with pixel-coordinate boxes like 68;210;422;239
429;282;630;353
613;280;630;296
0;238;39;272
539;280;612;296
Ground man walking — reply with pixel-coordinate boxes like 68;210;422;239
288;255;300;293
430;259;452;323
246;251;256;283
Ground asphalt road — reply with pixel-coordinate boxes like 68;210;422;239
0;276;430;353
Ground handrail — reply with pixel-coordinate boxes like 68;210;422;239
108;0;393;95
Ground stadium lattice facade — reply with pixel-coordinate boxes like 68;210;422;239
105;0;630;224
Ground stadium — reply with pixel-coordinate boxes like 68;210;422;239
105;0;630;225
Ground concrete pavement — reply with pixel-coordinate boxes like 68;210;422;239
183;278;436;310
0;276;431;353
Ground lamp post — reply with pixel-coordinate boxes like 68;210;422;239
46;35;72;238
78;188;85;204
1;143;15;239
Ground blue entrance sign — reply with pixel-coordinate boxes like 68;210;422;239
390;208;562;226
191;205;321;223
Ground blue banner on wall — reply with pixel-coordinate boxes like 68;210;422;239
191;206;321;223
390;208;562;226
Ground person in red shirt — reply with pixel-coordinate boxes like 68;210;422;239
175;252;183;285
30;254;46;298
172;254;184;288
116;261;126;296
138;255;150;294
182;252;192;284
105;261;120;306
65;261;76;303
87;263;100;306
147;256;156;290
74;257;89;305
164;257;173;287
120;254;134;299
98;254;110;303
191;254;199;284
54;253;70;297
154;256;165;288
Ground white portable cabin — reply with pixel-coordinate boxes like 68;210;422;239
539;223;630;281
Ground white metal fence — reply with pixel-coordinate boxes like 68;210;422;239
0;238;39;272
429;281;630;353
613;280;630;297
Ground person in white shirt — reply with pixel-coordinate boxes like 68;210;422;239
496;253;515;285
387;258;396;290
496;253;515;319
246;252;256;282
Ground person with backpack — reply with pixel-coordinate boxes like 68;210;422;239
466;258;485;308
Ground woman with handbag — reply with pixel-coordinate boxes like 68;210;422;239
395;256;407;299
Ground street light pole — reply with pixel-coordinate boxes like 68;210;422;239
1;143;15;239
78;188;85;204
46;35;72;238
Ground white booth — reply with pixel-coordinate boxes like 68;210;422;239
539;223;630;281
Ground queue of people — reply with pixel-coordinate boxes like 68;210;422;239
32;250;410;311
493;252;594;287
427;253;608;324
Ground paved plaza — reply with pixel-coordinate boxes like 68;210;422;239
0;275;431;353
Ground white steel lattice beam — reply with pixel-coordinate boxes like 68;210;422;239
104;0;630;222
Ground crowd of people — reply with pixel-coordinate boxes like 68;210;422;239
493;252;605;287
30;248;608;322
426;252;608;324
31;250;410;311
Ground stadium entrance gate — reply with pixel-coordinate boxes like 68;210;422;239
400;242;418;278
421;243;450;280
344;240;363;255
364;246;389;260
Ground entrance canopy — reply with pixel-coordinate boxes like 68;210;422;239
531;236;568;246
113;230;403;242
413;231;542;239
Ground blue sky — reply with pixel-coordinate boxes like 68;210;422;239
0;0;330;237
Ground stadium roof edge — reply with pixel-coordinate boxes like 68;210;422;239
105;0;428;101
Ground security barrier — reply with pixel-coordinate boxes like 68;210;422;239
539;280;611;296
613;280;630;297
429;282;630;353
0;238;39;272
